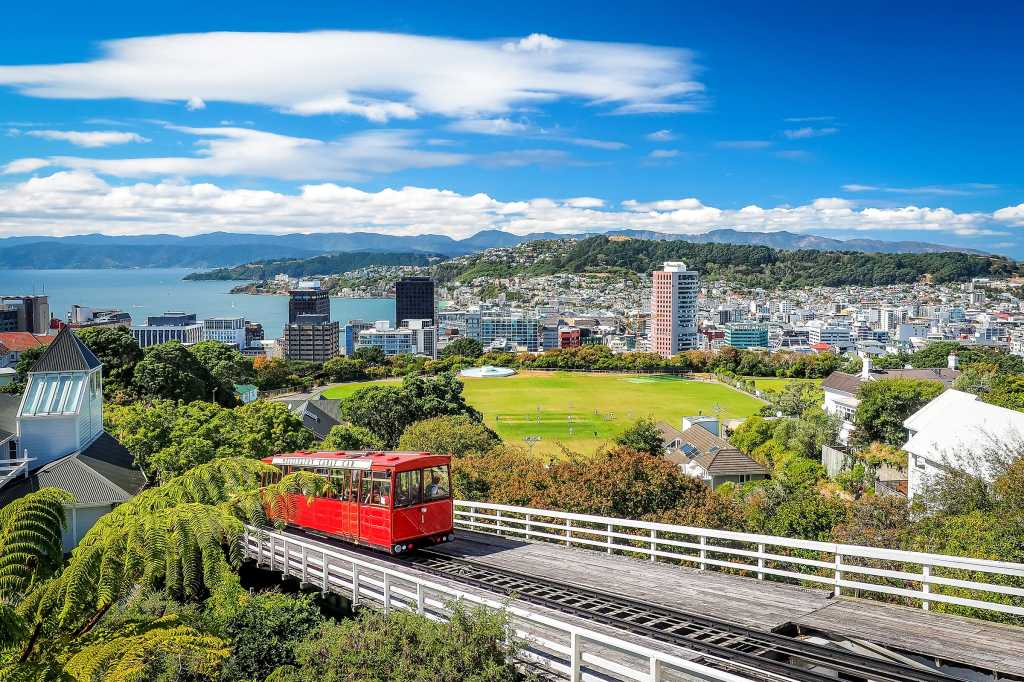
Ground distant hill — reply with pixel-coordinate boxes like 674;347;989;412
0;228;989;269
184;251;441;281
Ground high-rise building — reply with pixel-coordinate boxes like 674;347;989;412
395;277;435;326
464;308;541;351
288;283;329;323
650;262;699;358
282;314;339;362
0;295;49;334
343;319;375;356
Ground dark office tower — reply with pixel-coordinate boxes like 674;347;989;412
395;277;435;327
288;287;330;323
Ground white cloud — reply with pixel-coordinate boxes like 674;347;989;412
784;116;835;123
0;31;704;122
185;96;206;111
842;183;992;196
23;129;149;147
648;149;679;158
783;126;838;139
480;149;571;168
0;172;1009;239
449;118;530;135
646;129;676;141
9;125;467;181
2;158;50;174
994;204;1024;226
715;140;772;150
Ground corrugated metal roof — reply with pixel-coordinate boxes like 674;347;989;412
30;327;101;373
36;455;132;504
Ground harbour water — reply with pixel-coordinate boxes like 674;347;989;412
0;268;394;339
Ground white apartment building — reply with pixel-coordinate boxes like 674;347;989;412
805;320;853;351
203;317;247;349
356;319;436;359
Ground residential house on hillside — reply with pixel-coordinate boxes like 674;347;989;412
0;327;146;550
822;352;960;444
0;331;52;368
902;389;1024;500
279;396;342;440
657;418;768;488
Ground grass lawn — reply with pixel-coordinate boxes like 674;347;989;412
322;371;765;458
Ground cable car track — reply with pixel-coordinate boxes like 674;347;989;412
403;550;966;682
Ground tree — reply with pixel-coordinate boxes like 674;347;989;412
398;415;499;458
321;423;383;451
76;326;143;397
353;346;387;366
453;446;550;506
189;340;254;386
400;372;482;422
267;602;524;682
340;385;419;447
13;345;46;382
614;417;665;457
852;379;944;448
255;358;295;390
233;400;316;459
221;592;324;682
322;356;367;383
133;341;226;404
441;337;483;359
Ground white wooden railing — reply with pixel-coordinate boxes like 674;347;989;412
0;457;33;490
454;500;1024;619
242;527;765;682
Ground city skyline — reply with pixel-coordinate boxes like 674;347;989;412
0;1;1021;254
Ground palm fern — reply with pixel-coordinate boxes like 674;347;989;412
63;614;229;682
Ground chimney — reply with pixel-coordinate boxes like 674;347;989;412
859;351;872;379
948;352;959;371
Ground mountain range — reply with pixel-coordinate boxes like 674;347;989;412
0;229;988;269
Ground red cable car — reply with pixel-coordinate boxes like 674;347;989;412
260;450;455;554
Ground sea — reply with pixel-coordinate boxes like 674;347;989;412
0;268;395;339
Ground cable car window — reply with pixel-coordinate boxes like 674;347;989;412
422;466;450;501
362;470;392;507
330;472;349;500
395;469;422;507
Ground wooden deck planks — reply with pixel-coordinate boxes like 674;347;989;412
445;531;1024;676
439;531;833;631
795;599;1024;675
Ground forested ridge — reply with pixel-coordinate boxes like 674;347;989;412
510;236;1022;287
184;251;439;280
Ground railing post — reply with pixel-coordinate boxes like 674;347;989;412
757;543;765;580
570;631;582;682
607;523;614;555
351;564;360;607
921;564;931;611
565;518;572;546
650;529;657;562
525;513;532;539
383;572;391;615
834;552;843;597
416;583;425;614
301;546;308;586
649;656;663;682
699;535;707;571
496;509;503;536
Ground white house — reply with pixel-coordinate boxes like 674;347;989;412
903;389;1024;500
822;352;961;444
0;327;146;550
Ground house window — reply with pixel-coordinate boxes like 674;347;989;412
737;474;753;483
914;455;926;470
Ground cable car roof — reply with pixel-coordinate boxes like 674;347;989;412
266;450;444;470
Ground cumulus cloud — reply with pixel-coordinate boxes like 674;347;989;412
2;158;50;174
646;129;676;141
22;129;149;147
0;171;1011;239
0;31;704;121
715;140;772;150
783;126;838;139
7;125;467;181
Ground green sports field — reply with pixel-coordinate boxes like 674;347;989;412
321;371;765;457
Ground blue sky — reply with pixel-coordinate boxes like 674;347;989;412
0;1;1022;254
